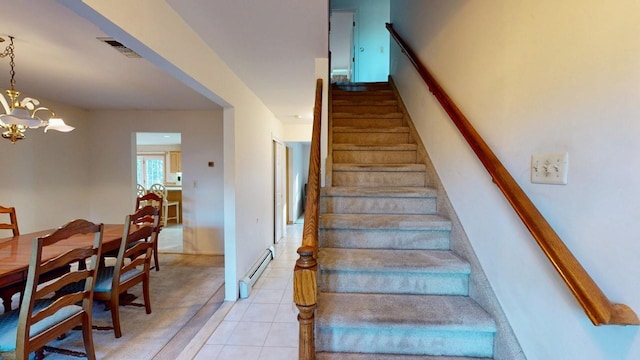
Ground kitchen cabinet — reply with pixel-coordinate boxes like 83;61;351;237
169;151;181;173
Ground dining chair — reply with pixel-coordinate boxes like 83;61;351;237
135;192;164;271
0;219;104;360
149;183;179;227
0;205;21;313
136;184;146;198
93;205;160;338
0;205;19;237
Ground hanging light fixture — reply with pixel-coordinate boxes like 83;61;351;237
0;36;74;144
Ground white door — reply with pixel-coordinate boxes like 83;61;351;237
330;10;356;82
274;141;286;243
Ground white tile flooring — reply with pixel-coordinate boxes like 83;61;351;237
193;223;302;360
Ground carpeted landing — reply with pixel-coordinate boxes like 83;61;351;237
30;253;224;360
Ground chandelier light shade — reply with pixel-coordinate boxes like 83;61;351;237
0;36;74;144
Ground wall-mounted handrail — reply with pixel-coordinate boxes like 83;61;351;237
294;78;323;360
386;22;638;326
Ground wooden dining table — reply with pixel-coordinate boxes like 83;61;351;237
0;224;125;290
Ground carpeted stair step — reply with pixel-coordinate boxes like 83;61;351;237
318;81;502;359
316;292;496;357
318;248;470;295
333;99;399;110
319;214;451;250
333;164;427;187
333;144;418;164
333;126;411;145
332;90;396;102
317;353;492;360
333;82;392;92
321;186;438;215
333;102;399;114
333;113;404;128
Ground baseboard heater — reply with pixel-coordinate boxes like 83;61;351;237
239;246;275;299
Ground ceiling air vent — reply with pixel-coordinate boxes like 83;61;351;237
97;37;141;58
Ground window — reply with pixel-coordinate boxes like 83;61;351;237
137;155;165;188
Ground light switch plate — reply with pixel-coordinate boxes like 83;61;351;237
531;152;568;185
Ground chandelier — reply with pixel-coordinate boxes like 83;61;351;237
0;36;74;144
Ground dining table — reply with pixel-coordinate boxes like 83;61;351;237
0;224;125;291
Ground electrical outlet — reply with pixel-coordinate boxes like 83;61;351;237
531;152;568;185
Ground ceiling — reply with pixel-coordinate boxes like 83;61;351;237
0;0;328;123
137;132;181;146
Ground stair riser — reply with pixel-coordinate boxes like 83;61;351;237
333;84;391;92
333;87;393;93
321;197;437;215
316;354;489;360
333;150;417;164
333;94;396;102
333;132;410;145
333;105;399;113
332;118;404;128
319;271;469;295
334;98;397;103
319;229;450;250
333;171;426;187
317;328;494;357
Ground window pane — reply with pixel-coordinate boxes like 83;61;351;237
146;158;164;186
136;158;143;186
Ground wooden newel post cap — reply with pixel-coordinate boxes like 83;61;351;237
296;246;316;269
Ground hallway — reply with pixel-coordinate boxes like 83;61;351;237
193;223;302;359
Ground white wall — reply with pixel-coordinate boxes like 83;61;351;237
0;99;92;233
332;0;390;82
283;123;312;142
390;1;640;359
88;110;224;254
68;0;287;300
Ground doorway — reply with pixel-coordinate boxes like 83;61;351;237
136;132;184;253
274;140;286;244
330;9;356;83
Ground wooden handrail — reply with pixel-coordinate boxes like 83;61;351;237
294;78;323;360
386;23;638;326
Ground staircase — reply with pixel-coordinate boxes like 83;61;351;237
316;82;497;359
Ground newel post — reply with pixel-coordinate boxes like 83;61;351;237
294;246;317;360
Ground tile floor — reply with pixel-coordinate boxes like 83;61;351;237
192;223;302;360
158;223;183;253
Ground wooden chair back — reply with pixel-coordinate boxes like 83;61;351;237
95;205;159;338
148;183;167;199
131;193;163;271
116;205;160;274
136;192;163;221
18;219;103;359
0;205;19;237
136;184;146;198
